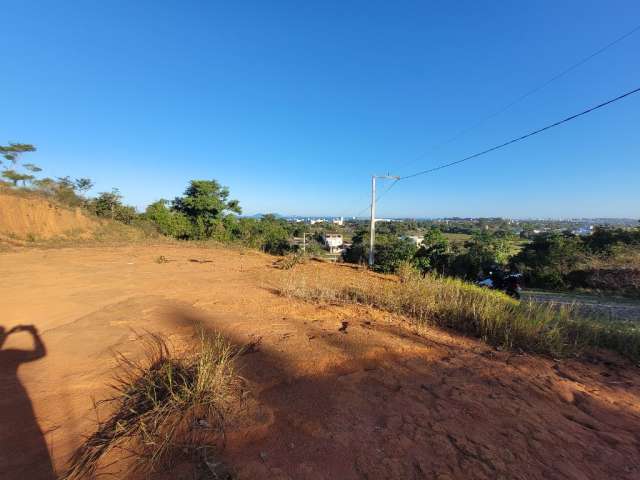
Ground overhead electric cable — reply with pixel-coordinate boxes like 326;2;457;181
392;23;640;174
399;85;640;180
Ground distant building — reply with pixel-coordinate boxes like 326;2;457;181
572;225;594;236
332;216;344;226
401;235;423;247
310;218;325;225
322;233;344;253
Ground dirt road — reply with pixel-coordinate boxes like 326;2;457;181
1;244;639;479
523;290;640;322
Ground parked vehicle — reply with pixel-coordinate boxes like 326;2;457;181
477;270;523;299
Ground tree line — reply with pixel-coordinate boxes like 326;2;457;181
0;142;296;254
3;141;638;294
344;222;640;294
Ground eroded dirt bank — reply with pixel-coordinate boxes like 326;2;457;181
1;244;639;479
0;193;99;241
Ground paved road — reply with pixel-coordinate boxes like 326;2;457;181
522;290;640;322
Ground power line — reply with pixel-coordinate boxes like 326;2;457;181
352;24;640;217
373;178;399;203
355;84;640;217
392;23;640;175
353;178;398;218
399;85;640;180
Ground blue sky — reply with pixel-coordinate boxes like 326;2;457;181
2;1;639;218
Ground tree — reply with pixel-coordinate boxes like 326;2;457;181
45;177;83;206
372;236;418;273
56;176;75;190
413;227;451;274
173;180;241;239
92;189;133;222
256;215;292;255
93;189;123;217
23;163;42;173
145;200;193;238
0;143;36;165
51;176;93;203
343;229;369;264
467;232;511;266
1;143;38;187
423;227;449;253
32;177;58;195
2;169;34;186
446;232;513;279
512;233;585;288
74;178;94;193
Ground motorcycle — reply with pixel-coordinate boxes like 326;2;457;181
476;271;523;299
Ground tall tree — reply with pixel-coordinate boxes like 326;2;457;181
0;143;36;165
173;180;241;239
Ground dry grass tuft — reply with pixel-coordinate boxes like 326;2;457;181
62;330;241;479
274;252;306;270
277;264;640;361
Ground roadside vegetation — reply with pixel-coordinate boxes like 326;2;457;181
62;330;241;480
513;229;640;295
278;263;640;361
345;222;640;297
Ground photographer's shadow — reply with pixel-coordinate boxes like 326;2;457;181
0;325;55;479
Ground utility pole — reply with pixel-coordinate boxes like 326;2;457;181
302;231;311;254
369;175;399;267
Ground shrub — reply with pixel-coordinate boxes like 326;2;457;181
62;331;241;479
144;200;194;238
275;252;305;270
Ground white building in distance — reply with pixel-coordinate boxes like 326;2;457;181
572;225;594;236
401;235;423;247
322;233;344;254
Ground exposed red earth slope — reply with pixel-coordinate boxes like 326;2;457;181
1;244;639;479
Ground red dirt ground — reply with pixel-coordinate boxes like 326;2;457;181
1;244;639;479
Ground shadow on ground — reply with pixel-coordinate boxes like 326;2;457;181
0;325;55;479
167;307;640;480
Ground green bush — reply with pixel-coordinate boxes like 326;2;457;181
144;200;193;238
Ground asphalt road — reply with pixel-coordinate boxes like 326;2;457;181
522;290;640;322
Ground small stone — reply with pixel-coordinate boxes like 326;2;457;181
260;451;268;461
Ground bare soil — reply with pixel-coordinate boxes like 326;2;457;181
0;192;99;242
1;244;639;479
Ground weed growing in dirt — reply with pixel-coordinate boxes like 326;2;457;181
274;252;306;270
277;264;640;361
155;255;170;264
62;330;241;479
